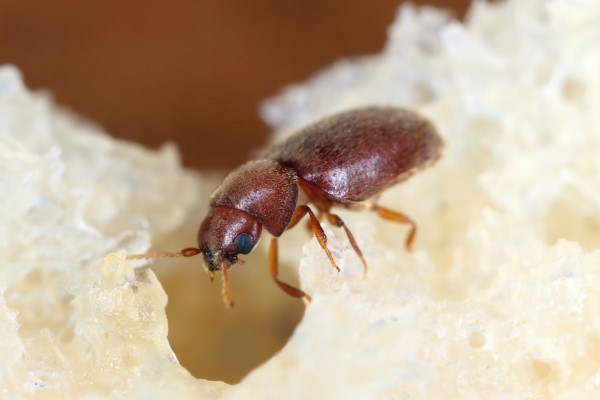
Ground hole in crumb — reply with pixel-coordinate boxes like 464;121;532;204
155;227;304;384
468;331;486;349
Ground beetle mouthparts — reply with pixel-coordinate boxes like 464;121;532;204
202;249;226;272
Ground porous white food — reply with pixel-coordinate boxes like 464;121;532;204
2;0;600;398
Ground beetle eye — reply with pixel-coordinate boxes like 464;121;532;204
234;233;254;254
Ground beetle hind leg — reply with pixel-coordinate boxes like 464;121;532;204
369;204;417;250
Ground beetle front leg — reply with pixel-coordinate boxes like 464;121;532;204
269;238;311;301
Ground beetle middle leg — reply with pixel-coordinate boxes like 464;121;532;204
288;205;341;272
269;238;312;302
324;212;368;278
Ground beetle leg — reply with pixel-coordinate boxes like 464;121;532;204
269;238;312;301
287;205;308;230
220;260;234;308
370;204;416;250
288;205;341;272
305;208;325;232
325;212;368;278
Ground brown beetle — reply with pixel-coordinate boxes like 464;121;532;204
129;106;442;307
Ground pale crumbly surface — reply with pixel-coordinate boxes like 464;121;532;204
0;67;220;398
2;0;600;398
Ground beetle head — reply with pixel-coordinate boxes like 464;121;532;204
198;206;262;272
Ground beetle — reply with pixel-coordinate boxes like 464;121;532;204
128;106;443;307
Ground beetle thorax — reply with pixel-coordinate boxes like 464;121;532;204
209;159;299;237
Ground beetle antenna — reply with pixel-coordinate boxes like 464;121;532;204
126;247;202;260
126;251;185;260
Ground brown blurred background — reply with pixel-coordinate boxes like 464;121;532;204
0;0;470;383
0;0;469;170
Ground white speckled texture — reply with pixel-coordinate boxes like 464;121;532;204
2;0;600;398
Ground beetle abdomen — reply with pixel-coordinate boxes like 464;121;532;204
268;107;442;202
